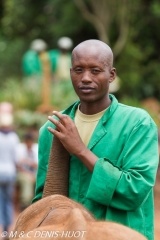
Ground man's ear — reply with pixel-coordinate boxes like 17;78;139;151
109;68;116;83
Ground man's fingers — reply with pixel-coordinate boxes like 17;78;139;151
48;116;64;131
47;127;61;138
52;111;71;125
52;111;63;119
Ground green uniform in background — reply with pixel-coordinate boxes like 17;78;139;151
22;50;42;76
33;95;159;240
22;49;71;78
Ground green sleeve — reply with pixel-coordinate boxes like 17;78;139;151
86;118;159;211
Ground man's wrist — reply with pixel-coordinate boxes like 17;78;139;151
75;145;88;159
75;146;98;172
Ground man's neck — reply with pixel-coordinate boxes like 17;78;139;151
79;96;111;115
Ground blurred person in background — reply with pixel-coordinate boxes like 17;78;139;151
22;39;49;76
0;102;20;239
22;37;75;113
22;39;54;113
48;37;77;109
49;37;73;82
16;133;38;211
22;37;73;80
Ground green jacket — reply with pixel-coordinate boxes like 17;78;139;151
33;95;159;240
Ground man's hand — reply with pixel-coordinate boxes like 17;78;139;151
48;111;85;156
47;111;98;172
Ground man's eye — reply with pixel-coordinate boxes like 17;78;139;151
92;69;101;73
75;68;82;73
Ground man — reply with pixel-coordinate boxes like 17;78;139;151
0;103;20;238
33;40;158;240
49;37;73;82
22;39;49;76
16;133;38;210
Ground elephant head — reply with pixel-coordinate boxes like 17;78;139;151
11;195;146;240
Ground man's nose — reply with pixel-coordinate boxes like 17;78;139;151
81;70;92;83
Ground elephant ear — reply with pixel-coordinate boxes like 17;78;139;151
43;136;70;198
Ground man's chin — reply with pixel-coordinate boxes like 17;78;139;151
79;97;96;103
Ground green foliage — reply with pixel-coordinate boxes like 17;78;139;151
0;38;27;79
0;0;160;129
0;77;78;130
0;78;42;110
151;1;160;17
51;81;78;110
0;0;96;80
116;41;144;99
14;110;47;129
120;96;160;128
0;77;78;111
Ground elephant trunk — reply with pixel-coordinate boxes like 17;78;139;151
42;136;70;198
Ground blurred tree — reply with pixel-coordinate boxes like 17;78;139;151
117;0;160;100
0;0;97;79
1;0;97;45
74;0;131;57
0;0;160;103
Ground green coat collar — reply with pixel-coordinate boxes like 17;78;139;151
63;94;118;150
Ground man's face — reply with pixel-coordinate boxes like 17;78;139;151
70;47;116;104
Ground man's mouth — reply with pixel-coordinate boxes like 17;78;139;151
79;86;95;93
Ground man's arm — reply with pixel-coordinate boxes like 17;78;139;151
48;111;99;172
86;119;159;211
47;111;159;211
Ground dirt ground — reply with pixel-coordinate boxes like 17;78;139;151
12;167;160;239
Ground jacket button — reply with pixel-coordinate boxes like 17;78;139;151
79;194;84;198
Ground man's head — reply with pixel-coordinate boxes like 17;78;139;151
70;40;116;107
57;37;73;53
23;133;34;149
30;39;48;53
0;102;13;129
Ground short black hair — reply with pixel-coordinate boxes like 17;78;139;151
23;133;34;141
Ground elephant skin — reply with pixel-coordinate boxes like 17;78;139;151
10;195;146;240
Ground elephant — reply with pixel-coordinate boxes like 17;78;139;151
10;137;147;240
10;194;146;240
